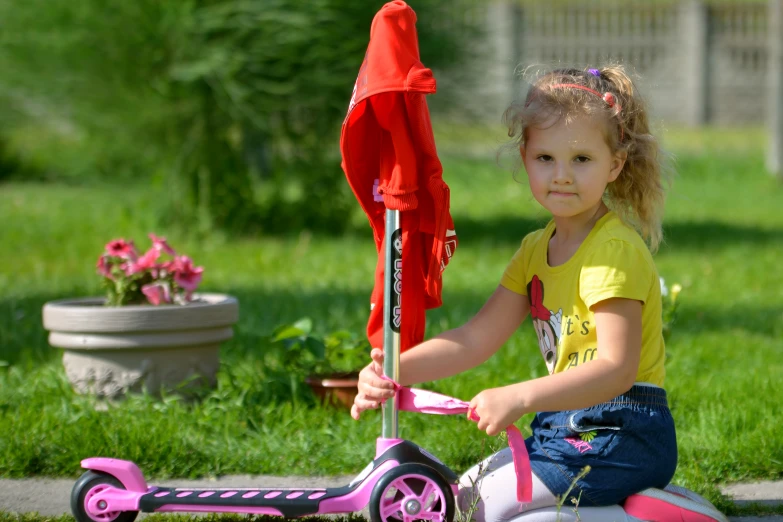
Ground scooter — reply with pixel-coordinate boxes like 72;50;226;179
70;209;460;522
68;221;729;522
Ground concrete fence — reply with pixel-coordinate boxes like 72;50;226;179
430;0;782;175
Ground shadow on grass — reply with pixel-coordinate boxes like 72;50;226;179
0;287;489;367
449;216;783;251
671;304;783;338
3;283;780;368
445;215;546;245
340;213;546;245
662;221;783;252
345;214;783;251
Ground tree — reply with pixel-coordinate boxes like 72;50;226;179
0;0;478;233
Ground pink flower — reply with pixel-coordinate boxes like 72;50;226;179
149;233;176;256
121;262;136;277
171;255;204;293
98;234;204;306
126;248;160;276
105;239;138;260
96;255;113;278
141;282;172;306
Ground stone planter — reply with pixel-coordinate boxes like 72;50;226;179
42;293;239;398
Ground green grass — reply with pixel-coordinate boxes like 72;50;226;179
1;126;782;518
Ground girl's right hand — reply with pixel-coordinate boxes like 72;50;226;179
351;348;397;420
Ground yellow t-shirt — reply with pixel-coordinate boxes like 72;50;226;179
500;212;665;386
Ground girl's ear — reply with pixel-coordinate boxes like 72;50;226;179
609;150;628;182
520;144;527;163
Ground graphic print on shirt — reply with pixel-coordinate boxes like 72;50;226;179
527;275;563;374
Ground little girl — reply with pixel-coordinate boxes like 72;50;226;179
352;65;727;522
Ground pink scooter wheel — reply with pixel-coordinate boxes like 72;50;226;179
369;463;454;522
71;471;139;522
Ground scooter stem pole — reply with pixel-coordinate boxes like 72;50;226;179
382;209;401;439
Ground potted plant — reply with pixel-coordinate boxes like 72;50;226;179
42;234;238;399
268;318;371;408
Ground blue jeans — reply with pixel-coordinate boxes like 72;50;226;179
527;384;677;507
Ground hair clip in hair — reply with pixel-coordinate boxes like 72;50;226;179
588;68;601;77
546;82;625;140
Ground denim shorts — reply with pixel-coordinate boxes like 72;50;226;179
526;384;677;507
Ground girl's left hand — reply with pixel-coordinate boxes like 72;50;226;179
469;386;524;436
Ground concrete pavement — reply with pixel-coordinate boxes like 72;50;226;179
0;475;781;520
723;480;783;509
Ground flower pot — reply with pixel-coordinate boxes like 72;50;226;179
42;293;239;398
305;372;360;409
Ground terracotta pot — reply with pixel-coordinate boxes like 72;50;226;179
305;372;360;408
42;293;238;398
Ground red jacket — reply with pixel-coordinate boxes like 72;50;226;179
340;1;457;352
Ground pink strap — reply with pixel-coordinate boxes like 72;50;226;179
381;378;532;503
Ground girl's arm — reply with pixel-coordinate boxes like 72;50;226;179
471;297;642;436
351;285;530;420
398;285;531;386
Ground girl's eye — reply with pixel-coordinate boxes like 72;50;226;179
574;156;590;163
537;155;552;162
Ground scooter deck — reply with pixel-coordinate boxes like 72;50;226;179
136;440;459;517
139;484;353;517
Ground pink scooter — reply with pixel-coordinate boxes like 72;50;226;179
70;217;730;522
71;210;459;522
71;441;456;522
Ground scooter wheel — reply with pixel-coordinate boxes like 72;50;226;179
369;463;455;522
71;470;139;522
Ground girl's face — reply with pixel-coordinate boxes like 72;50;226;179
521;114;626;220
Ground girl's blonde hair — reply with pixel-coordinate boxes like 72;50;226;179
503;64;670;252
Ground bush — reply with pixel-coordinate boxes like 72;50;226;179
0;139;25;182
0;0;478;234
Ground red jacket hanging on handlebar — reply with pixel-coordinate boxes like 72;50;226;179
340;1;457;352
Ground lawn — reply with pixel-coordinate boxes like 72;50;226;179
0;124;781;517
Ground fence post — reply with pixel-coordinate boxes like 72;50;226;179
485;0;517;120
768;0;783;178
681;0;709;126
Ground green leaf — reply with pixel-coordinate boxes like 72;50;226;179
304;337;325;360
326;330;351;341
271;318;313;342
271;325;305;343
292;317;313;334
